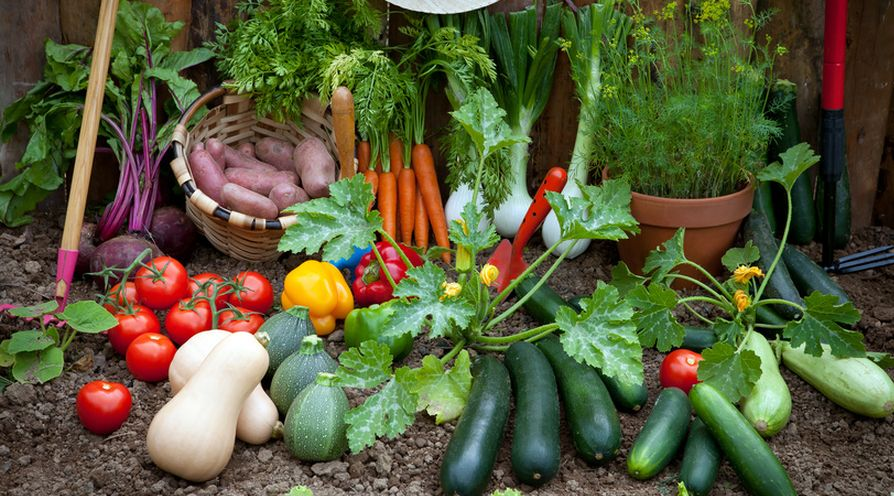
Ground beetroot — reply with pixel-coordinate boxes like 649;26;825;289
89;235;161;288
149;206;197;261
76;223;98;276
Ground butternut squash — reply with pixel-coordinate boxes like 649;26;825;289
168;330;281;445
147;332;268;482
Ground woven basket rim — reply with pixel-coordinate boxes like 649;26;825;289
171;87;334;232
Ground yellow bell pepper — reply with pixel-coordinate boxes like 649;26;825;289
281;260;354;336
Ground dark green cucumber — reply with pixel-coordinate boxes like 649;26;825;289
627;387;691;480
753;182;777;235
781;245;850;305
537;336;621;464
743;210;803;320
768;79;815;244
505;342;560;487
755;305;787;328
815;162;851;248
440;356;511;496
514;276;570;325
690;383;796;495
679;418;722;496
679;326;717;352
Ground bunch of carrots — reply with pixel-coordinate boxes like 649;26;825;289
357;137;450;264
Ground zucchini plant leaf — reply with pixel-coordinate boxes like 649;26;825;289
57;301;118;334
0;340;14;368
556;282;643;387
286;486;314;496
782;292;863;358
866;352;894;369
400;350;472;424
8;301;58;319
344;377;416;453
721;241;760;273
279;176;381;262
449;202;500;254
545;179;639;242
697;343;761;402
713;318;743;346
628;284;685;352
334;340;393;390
11;346;64;384
384;264;476;340
449;87;527;159
642;228;687;283
7;331;54;354
609;262;646;298
757;142;820;192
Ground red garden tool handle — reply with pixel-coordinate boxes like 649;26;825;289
512;167;568;251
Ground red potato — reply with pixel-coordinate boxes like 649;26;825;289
224;144;278;172
221;183;280;219
236;142;255;158
255;137;296;172
193;142;205;151
206;138;226;166
293;136;336;198
269;182;310;212
225;167;298;196
188;149;228;203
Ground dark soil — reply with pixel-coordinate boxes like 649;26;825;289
1;211;892;496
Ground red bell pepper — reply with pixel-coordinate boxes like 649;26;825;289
352;241;424;307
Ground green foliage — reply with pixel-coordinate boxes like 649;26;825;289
721;241;761;272
0;0;211;227
211;0;382;123
284;486;313;496
449;87;528;162
698;343;761;403
782;292;863;357
545;179;639;241
757;142;821;192
2;300;116;384
593;0;784;198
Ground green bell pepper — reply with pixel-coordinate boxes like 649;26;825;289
343;301;413;362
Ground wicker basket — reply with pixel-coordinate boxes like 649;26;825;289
171;87;337;262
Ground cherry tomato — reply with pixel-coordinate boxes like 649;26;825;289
659;349;703;394
219;307;265;334
187;272;229;310
228;271;274;314
126;333;176;382
108;305;160;355
76;381;132;435
135;256;189;310
165;299;213;345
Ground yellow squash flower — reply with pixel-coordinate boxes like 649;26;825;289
441;281;462;301
733;265;765;284
479;264;499;287
454;218;472;272
734;290;751;312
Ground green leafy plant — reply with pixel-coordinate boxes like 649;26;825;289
0;301;117;384
278;87;641;452
0;0;212;227
607;143;876;401
593;0;786;198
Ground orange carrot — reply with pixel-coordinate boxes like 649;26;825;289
392;139;416;246
411;143;450;263
378;169;397;240
357;141;371;173
414;188;429;250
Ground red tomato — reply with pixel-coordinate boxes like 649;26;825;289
76;381;132;435
659;349;703;394
135;256;189;310
108;305;160;355
228;271;274;314
126;333;176;382
105;282;139;310
187;272;229;310
219;307;265;334
165;299;213;345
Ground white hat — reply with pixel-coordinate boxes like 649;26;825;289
386;0;500;14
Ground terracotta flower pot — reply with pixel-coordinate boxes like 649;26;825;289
608;169;755;286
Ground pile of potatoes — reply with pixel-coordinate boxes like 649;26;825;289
189;136;337;219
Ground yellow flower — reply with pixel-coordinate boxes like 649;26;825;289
454;218;471;272
734;290;750;312
696;0;730;23
776;44;789;56
659;1;677;21
441;281;462;301
479;264;499;287
733;265;765;284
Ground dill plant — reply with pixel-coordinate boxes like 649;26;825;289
593;0;788;198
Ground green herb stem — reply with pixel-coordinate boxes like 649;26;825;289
380;230;414;270
440;339;466;366
470;343;509;353
755;298;804;314
682;301;715;325
678;295;733;315
524;327;561;343
371;243;398;291
681;261;732;300
755;189;792;302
